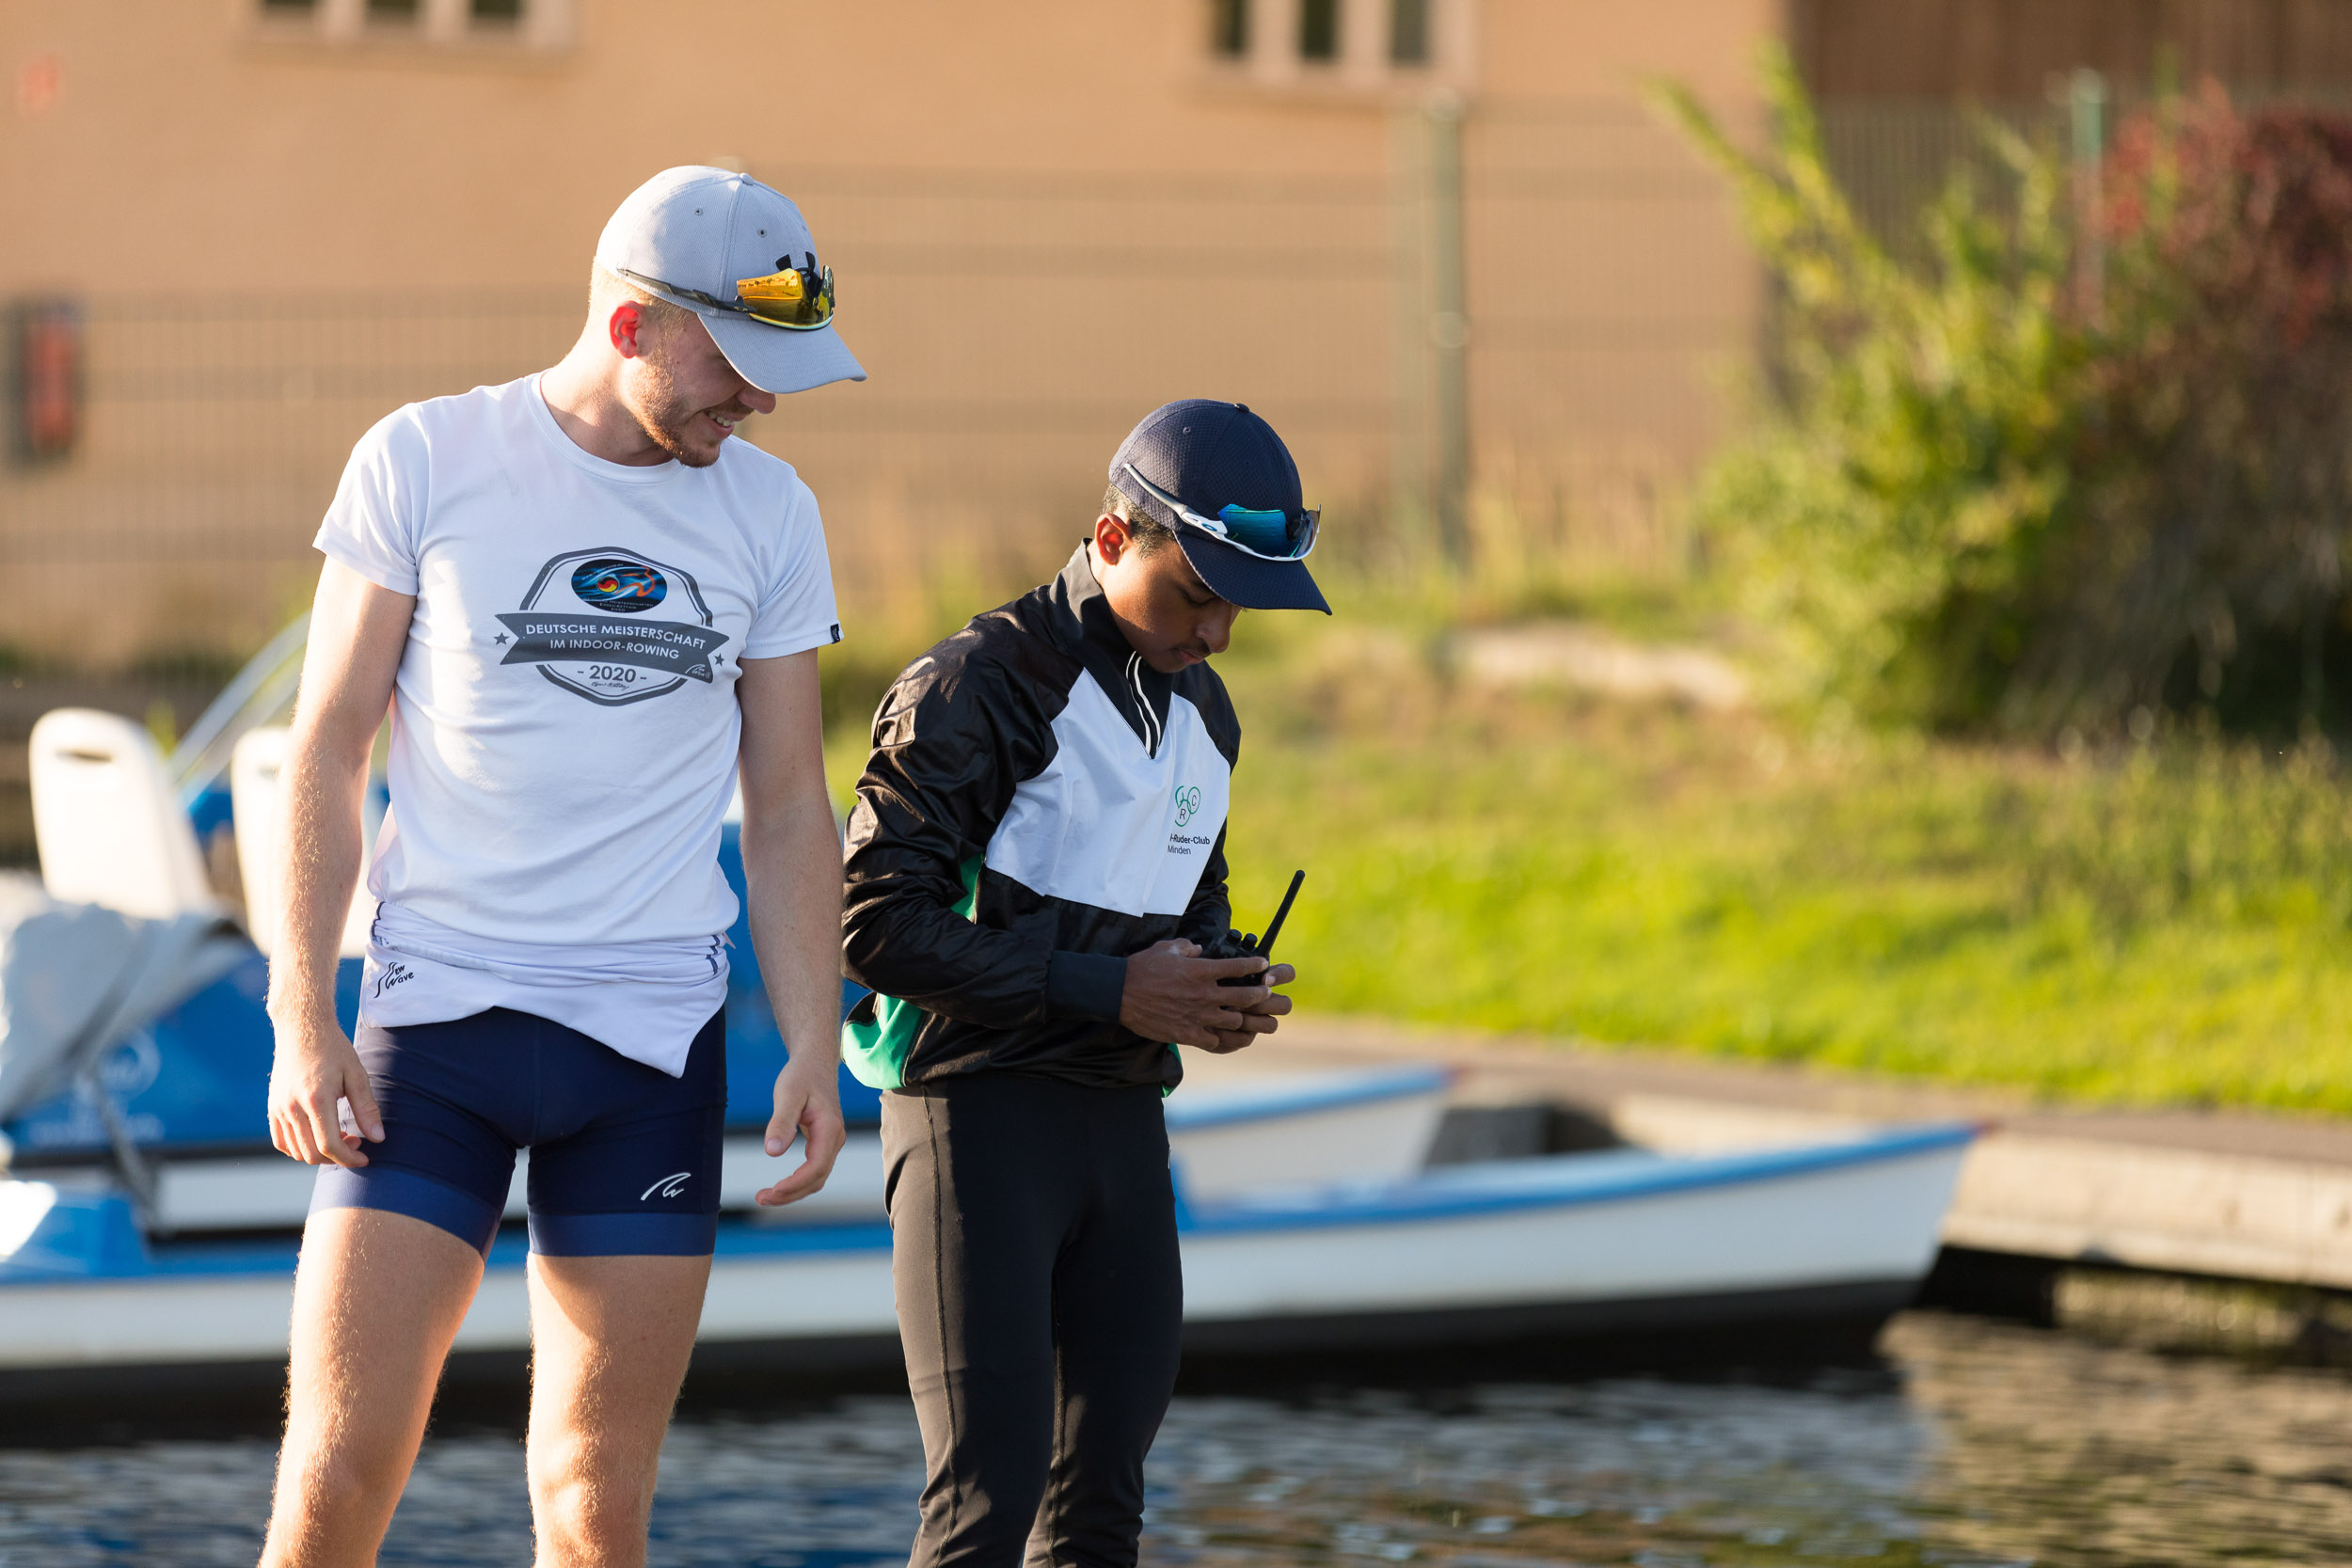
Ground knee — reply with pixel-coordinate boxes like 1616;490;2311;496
1027;1465;1148;1568
295;1441;409;1506
921;1499;1046;1568
529;1436;655;1564
911;1451;1054;1568
261;1438;411;1565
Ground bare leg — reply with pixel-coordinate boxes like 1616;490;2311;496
523;1253;712;1568
260;1208;485;1568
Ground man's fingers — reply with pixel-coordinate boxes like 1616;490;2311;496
1203;956;1268;981
764;1107;802;1160
803;1108;848;1172
755;1155;827;1207
771;1118;845;1197
342;1071;386;1143
1264;963;1295;988
1243;992;1293;1019
306;1096;367;1168
280;1108;313;1164
279;1108;321;1166
755;1099;845;1205
766;1080;809;1157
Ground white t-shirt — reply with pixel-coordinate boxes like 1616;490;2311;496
314;375;839;1065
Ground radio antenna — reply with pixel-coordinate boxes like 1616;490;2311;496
1256;870;1306;960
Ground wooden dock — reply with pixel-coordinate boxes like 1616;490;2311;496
1197;1017;2352;1291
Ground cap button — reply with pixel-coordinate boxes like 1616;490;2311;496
1234;403;1248;412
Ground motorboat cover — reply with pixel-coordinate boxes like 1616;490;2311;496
0;874;248;1129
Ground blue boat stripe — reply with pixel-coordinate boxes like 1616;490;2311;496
1184;1123;1981;1236
5;1126;1976;1285
1166;1067;1454;1132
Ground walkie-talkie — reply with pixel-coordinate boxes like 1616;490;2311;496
1208;869;1305;986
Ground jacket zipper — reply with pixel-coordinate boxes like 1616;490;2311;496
1126;650;1162;758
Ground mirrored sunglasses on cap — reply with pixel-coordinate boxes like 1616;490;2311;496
1120;464;1320;562
615;257;836;330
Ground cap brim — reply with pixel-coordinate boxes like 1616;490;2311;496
699;309;866;395
1175;526;1330;614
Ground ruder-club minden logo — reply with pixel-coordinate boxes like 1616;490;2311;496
495;547;731;706
1172;784;1202;827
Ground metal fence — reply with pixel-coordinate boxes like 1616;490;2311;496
2;97;1754;668
1816;80;2352;257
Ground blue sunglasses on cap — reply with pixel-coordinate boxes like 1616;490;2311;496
1120;465;1320;562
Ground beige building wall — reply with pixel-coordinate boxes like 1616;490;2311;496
3;0;1773;664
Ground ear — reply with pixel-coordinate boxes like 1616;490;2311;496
1092;513;1133;566
607;301;647;359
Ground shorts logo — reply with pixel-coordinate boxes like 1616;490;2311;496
640;1171;692;1201
497;546;732;706
570;557;668;613
1172;784;1202;828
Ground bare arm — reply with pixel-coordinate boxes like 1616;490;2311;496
736;650;848;1207
265;561;411;1167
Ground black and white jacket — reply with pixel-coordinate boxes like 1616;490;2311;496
840;545;1239;1091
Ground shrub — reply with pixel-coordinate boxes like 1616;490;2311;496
1661;54;2352;737
2090;88;2352;734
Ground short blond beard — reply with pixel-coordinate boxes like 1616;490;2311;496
587;265;719;467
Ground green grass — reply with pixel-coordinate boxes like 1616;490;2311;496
824;607;2352;1116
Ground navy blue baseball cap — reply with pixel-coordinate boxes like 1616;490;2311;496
1107;400;1330;614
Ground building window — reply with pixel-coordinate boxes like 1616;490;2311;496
1299;0;1340;62
1207;0;1458;87
1211;0;1248;58
1390;0;1429;64
251;0;569;49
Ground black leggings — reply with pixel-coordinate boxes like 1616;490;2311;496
882;1072;1184;1568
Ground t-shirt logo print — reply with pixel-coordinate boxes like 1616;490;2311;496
495;547;733;706
1172;784;1202;827
571;557;667;612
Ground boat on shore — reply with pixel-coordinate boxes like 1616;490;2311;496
0;656;1979;1410
0;1119;1975;1405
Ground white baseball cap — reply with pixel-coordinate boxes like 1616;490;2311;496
594;166;866;396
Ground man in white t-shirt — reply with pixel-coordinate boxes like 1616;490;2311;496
257;167;861;1567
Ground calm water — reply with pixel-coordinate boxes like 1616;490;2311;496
8;1311;2352;1566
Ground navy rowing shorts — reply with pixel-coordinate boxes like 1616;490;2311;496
310;1006;726;1258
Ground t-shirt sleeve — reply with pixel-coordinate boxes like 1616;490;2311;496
313;409;426;595
743;474;844;659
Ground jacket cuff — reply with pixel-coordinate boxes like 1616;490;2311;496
1044;950;1128;1023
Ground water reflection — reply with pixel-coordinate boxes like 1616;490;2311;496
7;1311;2352;1565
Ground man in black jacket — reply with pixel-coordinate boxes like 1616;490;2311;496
841;400;1327;1567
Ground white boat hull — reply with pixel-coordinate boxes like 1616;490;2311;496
0;1126;1973;1386
1183;1148;1962;1323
